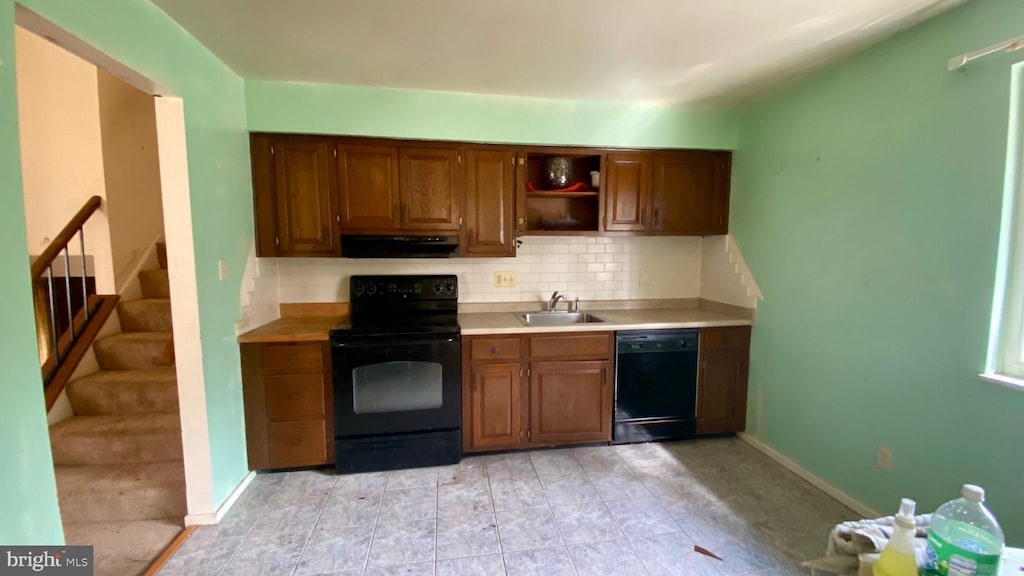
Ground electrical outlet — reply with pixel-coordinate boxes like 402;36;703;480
218;259;228;281
876;445;893;471
639;269;651;286
494;271;516;287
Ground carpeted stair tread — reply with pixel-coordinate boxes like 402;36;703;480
55;461;186;524
138;269;170;299
94;332;174;370
64;518;182;576
67;369;178;415
118;299;172;332
50;414;182;465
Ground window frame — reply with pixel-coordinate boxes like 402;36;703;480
983;62;1024;390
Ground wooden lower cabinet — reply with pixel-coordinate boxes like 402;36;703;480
697;326;751;435
468;363;523;450
463;332;613;453
241;341;334;470
529;360;611;445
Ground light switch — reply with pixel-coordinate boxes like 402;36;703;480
218;259;228;281
494;271;516;287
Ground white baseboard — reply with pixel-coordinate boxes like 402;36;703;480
738;432;879;519
184;471;256;526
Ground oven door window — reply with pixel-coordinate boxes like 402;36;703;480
352;360;443;414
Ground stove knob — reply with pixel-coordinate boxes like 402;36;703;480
353;282;364;296
434;283;442;294
414;283;421;294
366;283;377;295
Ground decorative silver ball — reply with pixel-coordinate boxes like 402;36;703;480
545;157;572;189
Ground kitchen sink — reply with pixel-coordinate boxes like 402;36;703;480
516;311;608;327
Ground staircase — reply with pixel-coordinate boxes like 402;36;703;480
49;250;186;575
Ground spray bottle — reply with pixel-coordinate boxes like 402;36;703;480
874;498;919;576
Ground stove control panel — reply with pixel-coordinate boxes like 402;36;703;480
350;275;458;301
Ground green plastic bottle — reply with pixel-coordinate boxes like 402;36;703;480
924;484;1004;576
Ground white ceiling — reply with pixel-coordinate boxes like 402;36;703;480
153;0;962;105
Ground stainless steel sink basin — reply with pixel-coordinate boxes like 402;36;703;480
516;311;607;327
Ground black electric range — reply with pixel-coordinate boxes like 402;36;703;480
330;275;462;473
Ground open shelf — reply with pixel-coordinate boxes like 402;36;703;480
523;151;602;234
526;190;598;198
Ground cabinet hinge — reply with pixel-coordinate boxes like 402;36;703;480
518;157;525;166
527;367;531;377
459;216;463;228
519;367;523;377
511;157;515;167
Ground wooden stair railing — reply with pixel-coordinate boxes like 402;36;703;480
31;195;119;410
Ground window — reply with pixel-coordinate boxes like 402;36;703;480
984;62;1024;389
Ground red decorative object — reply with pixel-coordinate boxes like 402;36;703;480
527;182;590;193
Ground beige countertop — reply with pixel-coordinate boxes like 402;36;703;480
238;300;752;342
458;305;752;336
237;303;349;344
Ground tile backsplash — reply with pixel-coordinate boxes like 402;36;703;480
275;236;703;305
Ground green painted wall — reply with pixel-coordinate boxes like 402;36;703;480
0;1;63;546
246;80;738;149
0;0;253;533
732;0;1024;541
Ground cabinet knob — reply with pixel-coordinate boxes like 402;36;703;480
288;354;297;363
288;391;300;400
291;439;303;447
491;346;501;354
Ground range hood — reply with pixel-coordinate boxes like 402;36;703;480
341;235;459;259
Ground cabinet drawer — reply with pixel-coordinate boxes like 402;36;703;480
267;420;327;467
470;337;521;361
263;344;323;371
701;326;751;352
265;373;326;420
529;333;611;360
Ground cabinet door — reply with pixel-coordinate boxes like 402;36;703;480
529;360;611;445
399;147;460;231
337;144;401;232
270;136;337;255
650;151;731;235
697;350;749;435
468;363;523;451
463;148;516;257
603;153;649;232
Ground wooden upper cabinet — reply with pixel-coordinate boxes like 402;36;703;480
251;135;338;256
529;360;611;445
463;148;516;257
697;326;750;435
469;362;523;450
336;144;401;232
603;153;649;232
399;147;460;231
651;151;731;235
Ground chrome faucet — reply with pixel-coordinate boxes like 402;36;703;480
547;291;566;311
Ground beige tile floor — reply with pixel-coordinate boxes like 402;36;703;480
159;437;861;576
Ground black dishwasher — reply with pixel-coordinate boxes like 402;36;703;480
613;329;699;444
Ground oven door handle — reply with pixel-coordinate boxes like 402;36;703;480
332;336;458;348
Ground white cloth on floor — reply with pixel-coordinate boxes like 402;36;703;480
803;514;932;576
